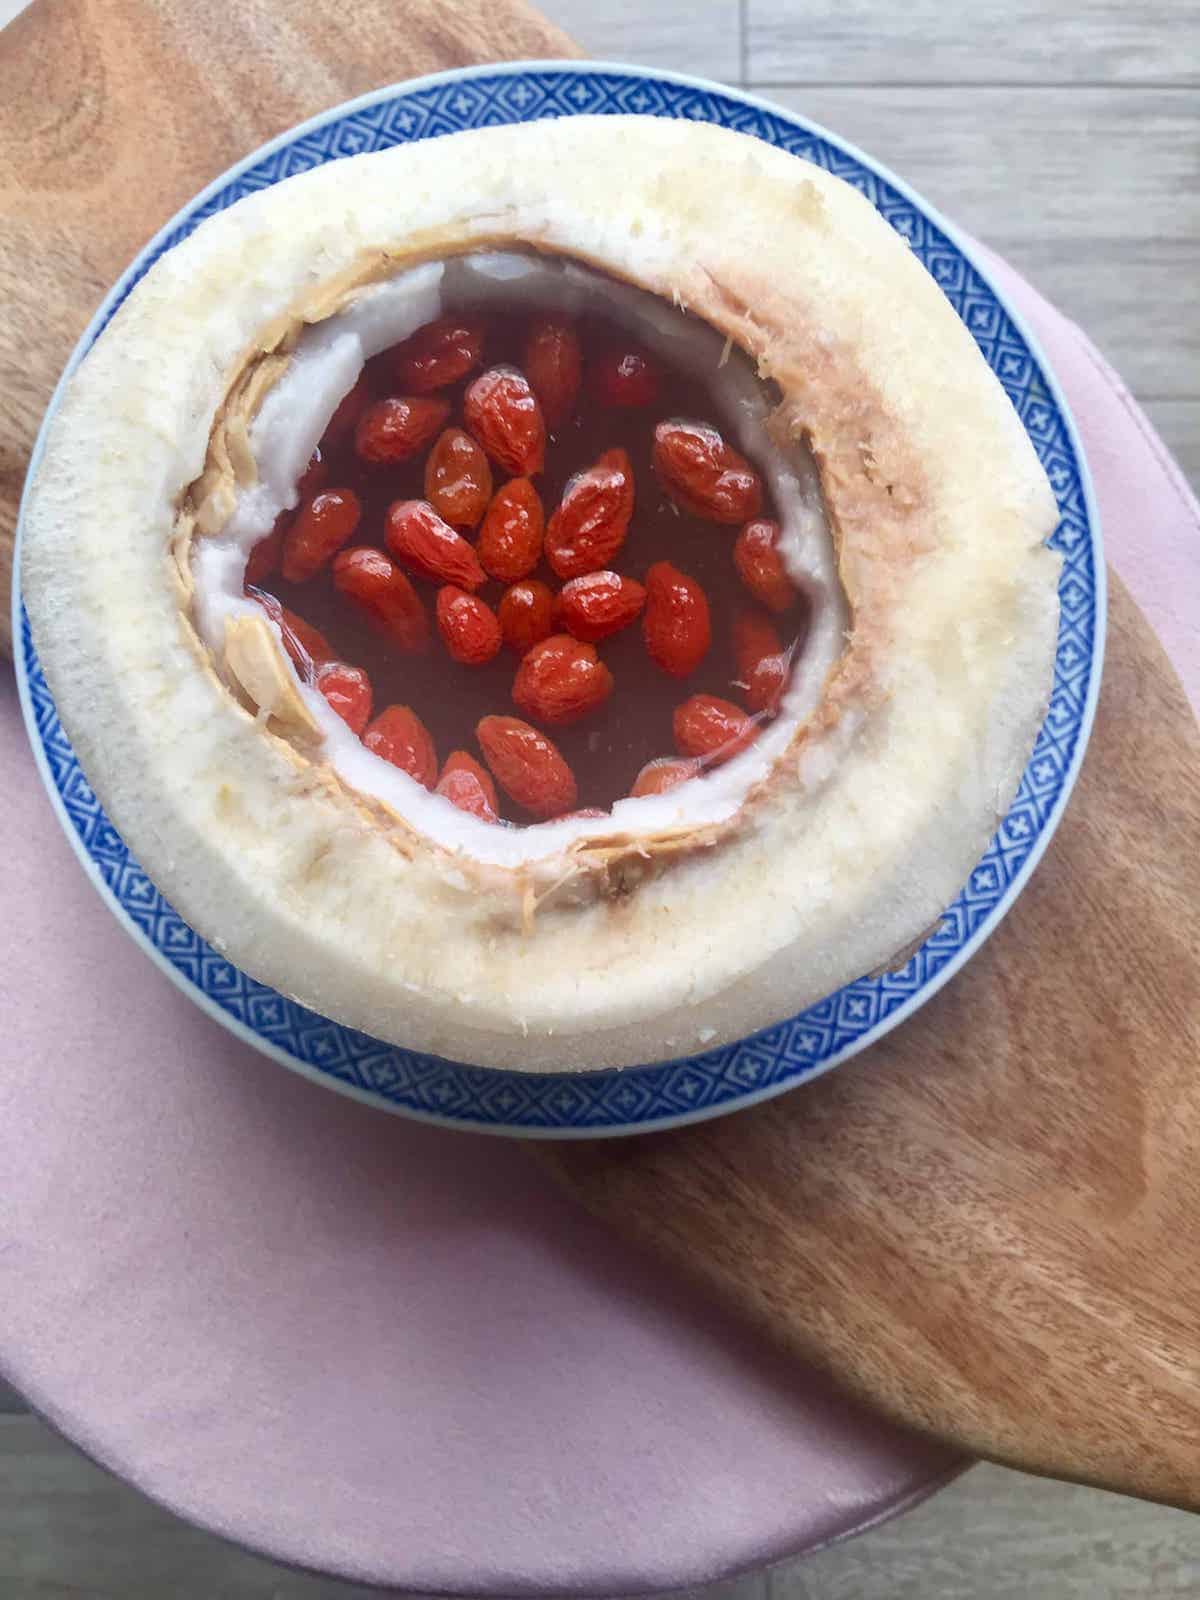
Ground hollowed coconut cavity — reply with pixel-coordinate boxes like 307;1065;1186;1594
189;249;847;868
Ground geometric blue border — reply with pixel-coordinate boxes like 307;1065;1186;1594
14;63;1104;1137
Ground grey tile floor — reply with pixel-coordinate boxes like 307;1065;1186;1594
2;0;1198;1594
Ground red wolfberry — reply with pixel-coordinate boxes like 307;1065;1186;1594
245;515;287;587
332;547;430;654
544;447;635;579
464;366;545;475
281;488;362;583
642;561;711;677
248;588;334;674
315;661;373;735
424;427;493;530
363;705;438;789
477;477;544;582
279;608;334;670
524;317;582;430
652;419;762;524
296;448;329;499
733;609;789;714
593;347;659;408
323;374;370;446
557;570;645;643
436;586;503;666
393;315;486;393
244;454;331;585
435;750;499;822
384;500;486;590
630;757;699;798
355;395;450;465
733;518;796;613
497;580;555;654
750;656;789;716
513;634;614;727
673;694;759;764
477;715;578;820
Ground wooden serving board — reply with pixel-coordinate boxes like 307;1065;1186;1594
4;0;1199;1515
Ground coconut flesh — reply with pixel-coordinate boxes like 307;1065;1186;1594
21;117;1062;1071
194;250;848;869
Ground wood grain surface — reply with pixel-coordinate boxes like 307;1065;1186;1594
745;0;1200;84
540;575;1200;1510
0;0;580;654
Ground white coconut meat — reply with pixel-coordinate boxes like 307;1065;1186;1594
22;116;1061;1071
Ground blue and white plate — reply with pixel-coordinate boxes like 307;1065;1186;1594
14;64;1104;1138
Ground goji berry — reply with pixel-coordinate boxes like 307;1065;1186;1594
629;757;699;798
477;477;544;582
464;366;545;475
733;609;783;681
281;488;362;583
733;609;789;714
355;395;450;465
513;634;614;727
436;586;503;666
363;705;438;789
281;610;333;672
476;715;578;820
557;570;645;642
315;661;373;735
593;347;659;408
393;315;486;393
652;419;762;524
733;518;796;613
384;500;486;590
296;448;329;499
245;515;287;586
642;561;711;677
323;373;370;446
750;656;788;715
673;694;759;764
248;588;335;674
524;317;582;430
436;750;499;822
332;547;430;654
497;580;555;654
424;427;493;530
544;447;635;579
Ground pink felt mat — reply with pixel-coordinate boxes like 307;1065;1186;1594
1;246;1196;1594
